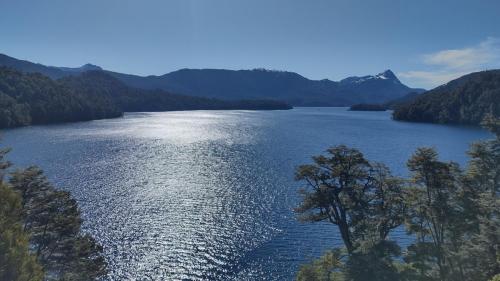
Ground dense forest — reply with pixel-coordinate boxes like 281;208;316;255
295;115;500;281
0;148;107;280
349;103;387;111
0;67;291;129
393;70;500;125
0;67;122;128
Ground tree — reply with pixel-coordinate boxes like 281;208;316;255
295;145;375;253
297;250;345;281
295;146;408;281
404;147;467;281
344;240;401;281
457;114;500;280
296;116;500;281
295;146;405;254
392;70;500;125
9;166;107;280
0;183;44;281
0;145;43;281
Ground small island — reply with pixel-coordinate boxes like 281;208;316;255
349;103;387;111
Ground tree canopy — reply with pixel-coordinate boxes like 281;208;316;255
0;145;107;280
296;115;500;281
393;70;500;125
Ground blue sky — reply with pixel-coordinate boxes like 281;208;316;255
1;0;499;89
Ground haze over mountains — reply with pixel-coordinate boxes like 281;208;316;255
0;53;424;106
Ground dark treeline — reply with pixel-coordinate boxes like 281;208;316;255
0;148;107;281
348;92;422;112
393;70;500;125
295;115;500;281
349;103;387;111
0;67;291;129
0;67;122;128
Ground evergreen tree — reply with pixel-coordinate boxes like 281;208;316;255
0;145;43;281
0;183;44;281
9;166;107;280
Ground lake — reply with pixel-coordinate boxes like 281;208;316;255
2;107;492;280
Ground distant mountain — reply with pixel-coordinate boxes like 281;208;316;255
60;71;291;113
106;68;424;106
57;63;102;73
0;67;290;128
0;53;100;79
393;70;500;125
336;70;424;104
0;53;424;106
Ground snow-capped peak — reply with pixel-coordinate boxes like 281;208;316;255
376;70;397;80
340;69;400;84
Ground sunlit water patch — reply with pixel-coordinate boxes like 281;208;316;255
2;108;491;280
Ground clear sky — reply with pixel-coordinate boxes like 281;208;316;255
1;0;500;89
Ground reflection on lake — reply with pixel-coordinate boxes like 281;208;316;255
2;108;491;280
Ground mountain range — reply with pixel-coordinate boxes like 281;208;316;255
0;53;425;106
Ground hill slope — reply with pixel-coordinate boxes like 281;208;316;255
0;53;424;106
0;67;122;128
393;70;500;125
0;68;290;128
0;54;98;79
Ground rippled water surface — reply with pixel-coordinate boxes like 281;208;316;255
2;108;491;280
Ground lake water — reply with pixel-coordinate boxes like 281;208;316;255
2;107;492;280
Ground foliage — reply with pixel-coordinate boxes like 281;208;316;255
490;275;500;281
0;144;107;280
0;67;122;128
297;250;346;281
295;115;500;281
0;143;43;281
349;104;387;111
393;70;500;125
0;183;44;281
9;166;107;280
295;146;405;253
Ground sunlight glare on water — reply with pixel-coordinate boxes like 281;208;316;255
2;108;492;280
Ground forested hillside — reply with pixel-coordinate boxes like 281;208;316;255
0;68;291;128
0;67;122;128
393;70;500;125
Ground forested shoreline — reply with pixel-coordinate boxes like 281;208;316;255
349;103;387;111
393;70;500;125
0;67;292;129
295;115;500;281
